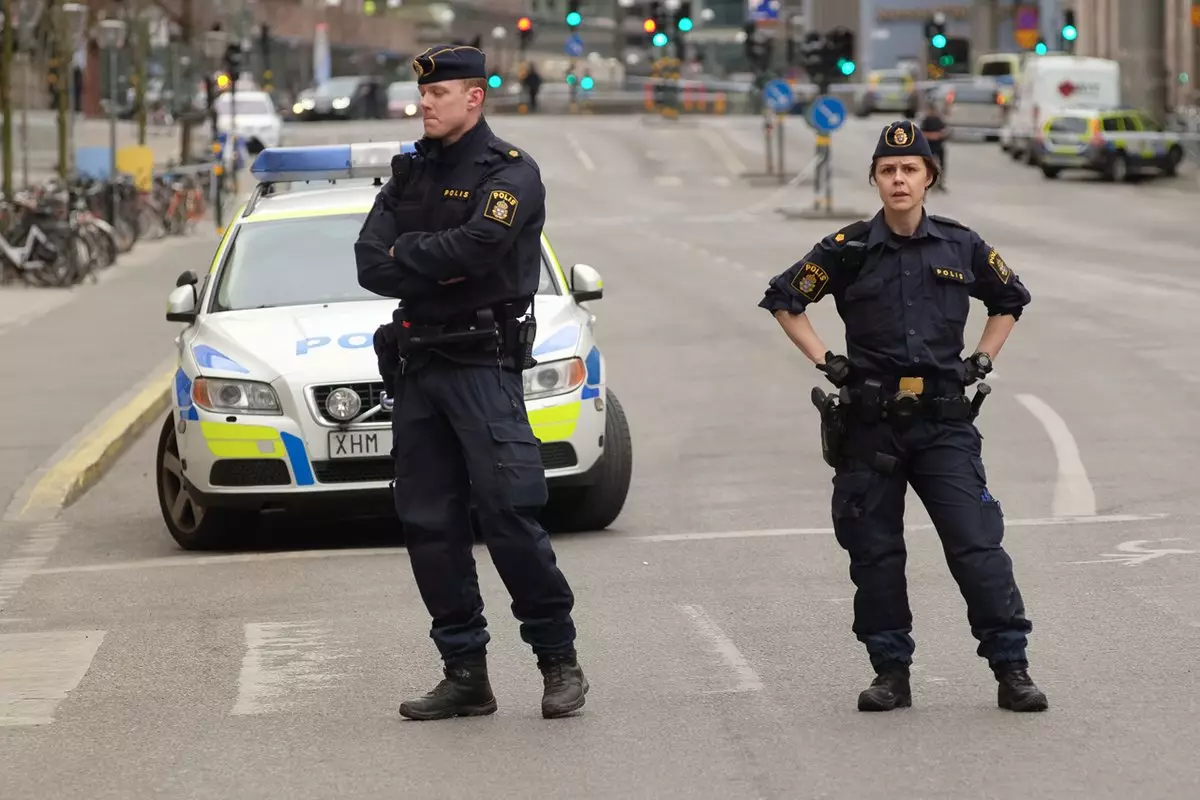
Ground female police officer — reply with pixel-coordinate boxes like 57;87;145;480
758;120;1048;713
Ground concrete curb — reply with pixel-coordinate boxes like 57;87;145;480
5;361;176;523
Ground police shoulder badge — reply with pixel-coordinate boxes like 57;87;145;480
789;261;830;302
987;248;1011;285
483;189;519;226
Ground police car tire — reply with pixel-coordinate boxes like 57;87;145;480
155;414;257;551
540;389;633;534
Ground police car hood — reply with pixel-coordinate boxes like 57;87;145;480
192;296;581;385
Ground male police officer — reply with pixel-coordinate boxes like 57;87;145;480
354;45;587;721
758;121;1048;713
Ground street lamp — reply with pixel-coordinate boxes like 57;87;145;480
96;18;126;225
61;3;88;175
204;28;229;143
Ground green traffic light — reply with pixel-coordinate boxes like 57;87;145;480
678;17;693;32
840;60;856;76
931;33;946;48
566;73;577;85
580;76;594;90
566;11;581;26
939;55;953;66
652;31;668;47
1035;41;1047;55
487;74;502;89
1062;24;1077;41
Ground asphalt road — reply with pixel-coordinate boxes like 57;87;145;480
3;113;1200;799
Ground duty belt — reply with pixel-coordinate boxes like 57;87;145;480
845;376;979;424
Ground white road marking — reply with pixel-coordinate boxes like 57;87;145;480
231;621;347;716
0;630;106;726
564;133;595;171
632;513;1167;543
1066;538;1197;567
28;513;1170;575
0;522;68;614
701;128;747;176
1014;394;1098;517
678;604;763;693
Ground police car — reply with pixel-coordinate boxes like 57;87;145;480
156;141;632;550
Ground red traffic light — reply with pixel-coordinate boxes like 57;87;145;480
643;18;656;33
517;17;532;32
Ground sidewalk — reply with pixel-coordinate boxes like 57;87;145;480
0;227;222;525
0;112;186;186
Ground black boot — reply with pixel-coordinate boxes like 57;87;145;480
994;663;1048;712
857;662;912;712
538;649;589;719
398;654;498;721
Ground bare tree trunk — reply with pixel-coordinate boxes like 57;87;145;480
52;0;68;179
0;0;13;199
134;0;148;144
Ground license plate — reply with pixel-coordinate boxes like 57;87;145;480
328;430;385;459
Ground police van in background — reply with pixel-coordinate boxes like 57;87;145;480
1001;55;1121;163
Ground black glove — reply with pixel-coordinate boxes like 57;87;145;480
963;351;993;385
816;351;852;388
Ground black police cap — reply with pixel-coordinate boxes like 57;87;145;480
412;45;487;85
872;119;933;160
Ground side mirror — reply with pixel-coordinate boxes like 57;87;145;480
176;269;198;288
570;263;603;303
166;283;198;324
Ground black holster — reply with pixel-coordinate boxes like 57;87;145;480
811;386;848;469
373;322;400;402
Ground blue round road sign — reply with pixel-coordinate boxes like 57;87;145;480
762;79;795;113
806;95;847;133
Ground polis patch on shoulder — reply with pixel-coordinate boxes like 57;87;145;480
483;189;519;226
790;261;830;301
987;248;1011;285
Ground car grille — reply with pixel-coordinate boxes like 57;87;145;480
312;382;391;425
310;443;579;485
210;459;292;487
540;442;578;470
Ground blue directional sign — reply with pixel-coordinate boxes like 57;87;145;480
806;94;847;133
565;33;584;57
762;79;795;113
747;0;780;21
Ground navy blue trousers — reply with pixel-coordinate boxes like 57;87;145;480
831;416;1032;670
391;362;576;662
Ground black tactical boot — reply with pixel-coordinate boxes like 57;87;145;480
857;662;912;712
538;649;589;719
398;654;497;721
994;663;1049;712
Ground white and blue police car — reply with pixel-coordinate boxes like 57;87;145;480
156;142;632;550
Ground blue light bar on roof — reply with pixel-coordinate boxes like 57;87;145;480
250;141;417;183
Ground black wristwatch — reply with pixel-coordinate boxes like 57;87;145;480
970;352;993;373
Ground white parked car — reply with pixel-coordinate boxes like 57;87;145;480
214;90;283;151
156;141;632;550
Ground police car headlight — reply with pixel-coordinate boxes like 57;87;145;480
523;357;586;400
192;377;282;415
325;387;362;421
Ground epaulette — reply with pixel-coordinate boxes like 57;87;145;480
830;220;870;245
488;140;523;161
929;214;969;231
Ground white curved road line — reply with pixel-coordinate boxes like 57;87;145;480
1015;393;1098;518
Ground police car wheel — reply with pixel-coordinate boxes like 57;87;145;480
539;389;633;534
1106;153;1128;182
155;414;257;551
1040;166;1061;179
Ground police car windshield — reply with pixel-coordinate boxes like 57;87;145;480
211;213;558;312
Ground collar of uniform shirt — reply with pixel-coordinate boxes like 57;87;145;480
415;117;493;163
866;208;953;249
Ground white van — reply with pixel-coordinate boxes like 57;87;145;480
1005;55;1120;162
